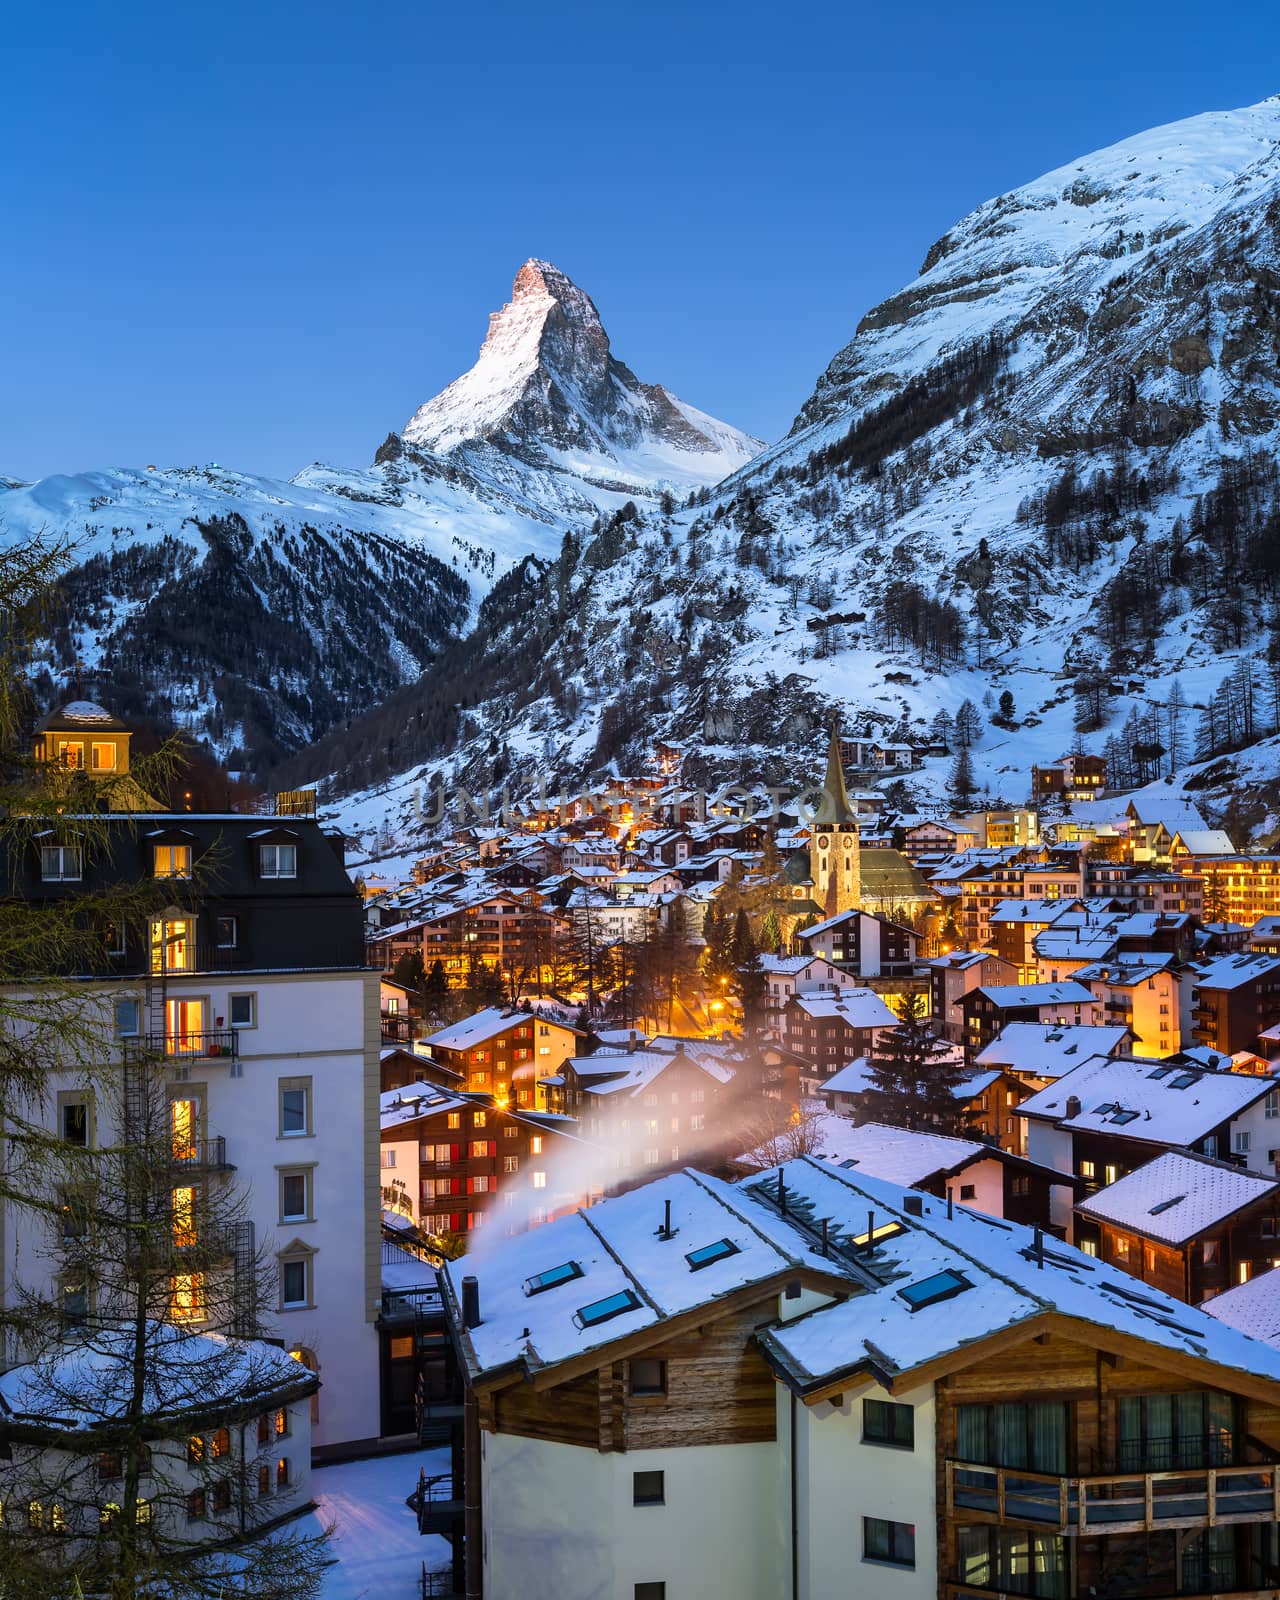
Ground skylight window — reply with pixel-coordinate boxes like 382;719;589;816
523;1261;584;1297
1147;1066;1173;1080
572;1289;642;1330
1110;1109;1140;1126
1148;1195;1186;1215
898;1269;971;1312
851;1220;906;1249
1093;1102;1118;1116
685;1238;741;1272
1169;1073;1200;1090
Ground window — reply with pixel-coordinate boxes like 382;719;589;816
153;844;192;878
260;843;297;879
1203;1239;1221;1265
530;1135;544;1155
1116;1389;1235;1471
274;1408;290;1437
503;1155;519;1174
258;1464;271;1498
164;997;206;1054
1234;1131;1251;1154
959;1401;1069;1474
532;1171;547;1189
60;1098;89;1147
114;997;140;1037
503;1125;519;1139
685;1238;741;1272
280;1171;310;1223
186;1489;206;1521
1079;1160;1096;1180
470;1175;491;1194
211;1481;231;1513
215;915;238;949
91;741;116;772
1011;1176;1031;1198
690;1114;705;1132
958;1527;1066;1599
279;1080;311;1138
863;1399;914;1448
188;1434;205;1466
960;1184;977;1201
1262;1217;1277;1239
470;1140;495;1158
1267;1091;1279;1120
281;1256;310;1308
572;1289;642;1329
382;1148;396;1169
170;1098;198;1163
633;1470;664;1506
276;1457;290;1489
150;916;193;974
172;1185;197;1248
210;1427;230;1459
864;1516;915;1568
473;1111;486;1128
41;844;81;881
524;1261;583;1296
635;1587;666;1600
229;993;255;1028
898;1270;971;1312
171;1272;205;1321
629;1358;667;1396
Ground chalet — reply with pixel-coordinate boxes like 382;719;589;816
990;895;1087;981
1251;915;1280;956
550;1044;734;1187
379;1082;582;1238
1205;1262;1280;1348
1074;1150;1280;1302
793;907;918;977
437;1159;1280;1600
923;950;1018;1043
421;1008;584;1110
1032;751;1107;801
1189;951;1280;1056
758;953;860;1039
1016;1053;1280;1236
781;991;899;1091
901;819;979;861
960;981;1100;1058
380;1044;464;1095
814;1055;1030;1152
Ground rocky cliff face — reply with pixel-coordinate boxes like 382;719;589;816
299;97;1280;854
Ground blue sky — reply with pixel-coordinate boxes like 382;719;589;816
3;0;1278;481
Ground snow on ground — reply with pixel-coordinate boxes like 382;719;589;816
304;1447;451;1600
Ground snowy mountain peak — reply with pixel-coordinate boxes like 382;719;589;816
398;258;762;493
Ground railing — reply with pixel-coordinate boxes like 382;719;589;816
129;1030;239;1061
381;1014;415;1044
380;1285;444;1321
946;1457;1280;1534
413;1470;462;1537
171;1136;232;1171
946;1584;1280;1600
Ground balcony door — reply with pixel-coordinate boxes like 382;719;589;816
1116;1389;1235;1471
170;1095;204;1164
957;1401;1069;1475
164;999;205;1055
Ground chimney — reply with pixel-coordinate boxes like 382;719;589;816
1065;1095;1082;1119
461;1275;481;1330
627;1030;638;1054
903;1194;924;1216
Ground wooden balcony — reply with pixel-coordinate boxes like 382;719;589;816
946;1457;1280;1535
946;1584;1280;1600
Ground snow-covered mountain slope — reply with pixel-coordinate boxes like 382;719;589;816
294;96;1280;855
4;263;759;770
399;258;762;508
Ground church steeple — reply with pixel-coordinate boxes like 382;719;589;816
810;716;861;918
820;718;854;826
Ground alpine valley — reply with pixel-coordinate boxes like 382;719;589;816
15;95;1280;853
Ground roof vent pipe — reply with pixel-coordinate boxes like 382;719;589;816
461;1275;482;1330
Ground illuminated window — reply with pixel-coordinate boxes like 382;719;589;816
171;1272;206;1321
211;1427;230;1459
150;918;193;974
531;1171;547;1189
172;1186;197;1248
164;997;205;1053
530;1135;544;1155
91;742;116;772
170;1098;198;1163
56;740;84;769
276;1457;290;1489
153;844;192;879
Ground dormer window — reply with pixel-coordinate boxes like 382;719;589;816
260;844;297;880
41;844;82;882
154;844;192;879
150;914;195;974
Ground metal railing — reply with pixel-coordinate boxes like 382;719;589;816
381;1014;415;1044
946;1457;1280;1535
413;1470;463;1537
171;1136;231;1171
130;1030;239;1061
380;1285;443;1321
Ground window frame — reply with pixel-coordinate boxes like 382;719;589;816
260;842;298;880
862;1397;914;1450
278;1078;313;1139
863;1516;916;1568
632;1470;665;1507
278;1167;314;1225
40;843;82;882
228;992;256;1029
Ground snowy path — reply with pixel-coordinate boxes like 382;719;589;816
303;1447;452;1599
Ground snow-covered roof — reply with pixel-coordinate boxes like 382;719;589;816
1203;1266;1280;1350
423;1007;545;1051
1192;951;1280;991
810;1120;995;1185
790;991;899;1028
1076;1152;1279;1246
380;1081;472;1130
990;898;1083;925
975;1021;1132;1078
1016;1053;1273;1142
1172;829;1236;856
976;981;1096;1008
0;1324;313;1432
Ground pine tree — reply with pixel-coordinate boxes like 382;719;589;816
949;744;976;805
422;957;452;1021
954;699;983;748
862;992;973;1134
729;909;766;1033
759;909;783;955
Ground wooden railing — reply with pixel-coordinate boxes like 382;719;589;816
945;1585;1280;1600
946;1457;1280;1535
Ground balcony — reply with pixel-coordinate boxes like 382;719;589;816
379;1284;444;1323
171;1136;233;1173
381;1013;414;1045
946;1457;1280;1535
128;1030;239;1061
413;1470;463;1537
